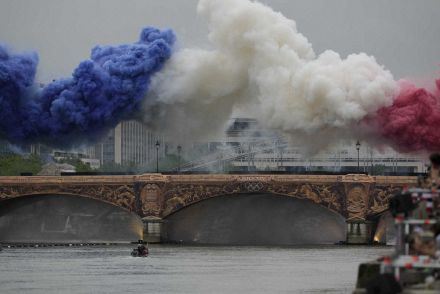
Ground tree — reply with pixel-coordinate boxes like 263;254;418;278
0;154;43;176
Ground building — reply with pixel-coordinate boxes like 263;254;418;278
2;120;163;170
0;139;13;155
87;120;164;167
30;144;53;159
235;144;428;174
52;150;100;170
181;118;428;174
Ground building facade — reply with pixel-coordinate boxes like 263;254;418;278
87;120;163;167
183;118;428;174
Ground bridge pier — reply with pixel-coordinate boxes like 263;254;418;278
346;220;374;245
142;217;164;243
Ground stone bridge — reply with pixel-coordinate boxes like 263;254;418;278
0;174;416;221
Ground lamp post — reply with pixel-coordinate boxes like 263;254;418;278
155;140;160;173
247;143;251;172
177;145;182;173
356;140;361;173
278;143;284;171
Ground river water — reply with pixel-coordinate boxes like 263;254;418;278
0;245;391;294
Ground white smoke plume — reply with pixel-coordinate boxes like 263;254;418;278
145;0;397;151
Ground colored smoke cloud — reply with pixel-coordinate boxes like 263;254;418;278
146;0;440;153
0;46;38;140
0;27;174;147
146;0;398;151
1;0;439;154
374;79;440;152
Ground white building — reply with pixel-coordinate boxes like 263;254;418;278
86;120;164;167
52;150;101;170
183;118;428;174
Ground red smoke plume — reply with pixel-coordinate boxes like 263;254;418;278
376;79;440;152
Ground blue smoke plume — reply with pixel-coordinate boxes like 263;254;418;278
0;27;175;147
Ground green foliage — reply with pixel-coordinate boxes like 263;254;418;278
0;154;43;176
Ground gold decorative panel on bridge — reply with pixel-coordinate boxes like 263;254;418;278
0;174;416;220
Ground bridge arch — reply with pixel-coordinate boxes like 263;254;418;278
161;181;346;218
2;191;136;213
0;193;143;243
162;192;346;245
0;183;137;212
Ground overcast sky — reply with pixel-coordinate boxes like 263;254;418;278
1;0;439;82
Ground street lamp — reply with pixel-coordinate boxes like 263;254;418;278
155;140;160;173
356;140;361;173
177;145;182;173
278;144;284;171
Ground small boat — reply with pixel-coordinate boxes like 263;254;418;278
131;245;149;257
